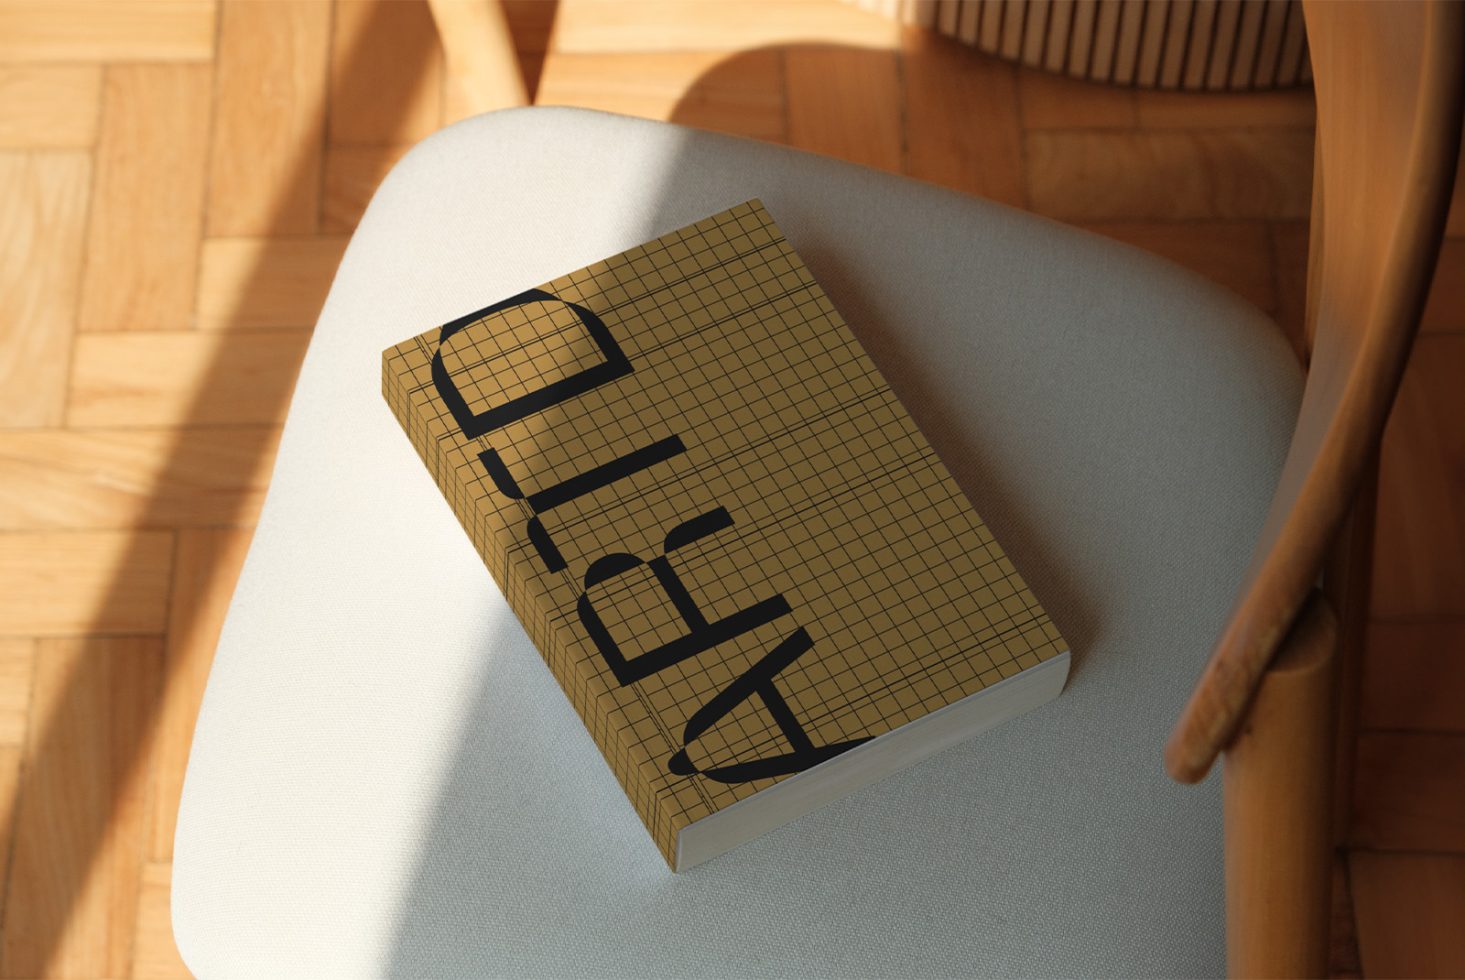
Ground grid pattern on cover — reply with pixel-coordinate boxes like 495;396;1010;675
382;200;1067;866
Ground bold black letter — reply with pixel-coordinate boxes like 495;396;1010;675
431;288;632;439
576;509;791;685
477;436;687;573
666;627;872;783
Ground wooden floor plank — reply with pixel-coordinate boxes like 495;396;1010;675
130;862;191;979
146;528;253;862
503;0;559;100
1081;221;1278;314
320;145;411;234
0;746;20;942
1016;65;1138;130
1351;850;1465;979
537;50;786;142
1372;335;1465;618
1025;129;1314;221
1352;732;1465;853
67;330;311;428
1133;86;1316;129
550;0;900;53
903;27;1024;207
0;427;279;531
786;46;902;173
207;0;331;237
329;0;443;147
0;532;173;637
0;1;216;63
196;236;348;330
1422;237;1465;334
0;65;102;149
0;151;90;429
0;636;162;978
0;640;33;748
1363;619;1465;735
78;64;213;333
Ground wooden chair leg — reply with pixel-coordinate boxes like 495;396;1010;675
427;0;530;122
1223;592;1338;978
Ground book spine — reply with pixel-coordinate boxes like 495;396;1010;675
381;351;676;866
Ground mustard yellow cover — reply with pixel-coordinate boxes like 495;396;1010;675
382;200;1067;868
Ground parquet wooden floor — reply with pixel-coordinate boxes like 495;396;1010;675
0;1;1460;975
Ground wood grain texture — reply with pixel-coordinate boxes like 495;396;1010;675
0;66;101;149
145;527;253;862
207;0;331;237
786;46;902;172
1016;65;1137;129
0;746;20;951
130;863;191;979
1362;619;1465;733
1133;86;1316;129
0;427;279;531
67;330;311;428
321;145;411;234
1223;592;1336;978
0;151;90;428
903;27;1024;207
1352;732;1465;852
0;531;172;636
1372;336;1465;617
1167;0;1465;783
331;0;444;146
1351;850;1465;979
0;1;216;63
1422;237;1465;333
551;0;900;53
538;50;786;142
1026;129;1314;221
0;640;32;747
78;64;213;332
0;637;162;978
196;236;348;329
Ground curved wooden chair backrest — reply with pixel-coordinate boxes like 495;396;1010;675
1166;0;1465;782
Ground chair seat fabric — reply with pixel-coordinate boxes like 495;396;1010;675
172;107;1303;978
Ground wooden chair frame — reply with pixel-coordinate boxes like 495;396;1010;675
427;0;529;118
1167;2;1463;974
429;1;1465;974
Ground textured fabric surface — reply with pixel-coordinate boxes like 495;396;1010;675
172;107;1304;978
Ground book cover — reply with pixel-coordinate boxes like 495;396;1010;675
382;199;1068;869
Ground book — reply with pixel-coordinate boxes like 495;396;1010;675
382;199;1069;871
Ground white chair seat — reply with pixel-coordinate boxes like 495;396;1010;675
172;107;1303;978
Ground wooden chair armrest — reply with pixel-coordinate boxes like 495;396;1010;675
1164;0;1464;787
